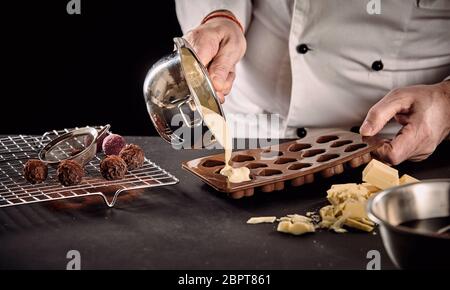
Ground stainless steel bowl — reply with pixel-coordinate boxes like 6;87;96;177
367;179;450;269
143;37;225;149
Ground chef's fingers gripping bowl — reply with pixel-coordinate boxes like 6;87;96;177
367;179;450;269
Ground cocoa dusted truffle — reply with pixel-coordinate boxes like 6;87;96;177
102;134;126;156
119;144;145;170
23;159;48;184
56;160;84;186
100;155;127;180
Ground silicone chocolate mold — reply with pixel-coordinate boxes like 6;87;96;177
182;130;383;197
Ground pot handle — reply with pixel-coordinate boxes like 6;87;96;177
178;96;203;128
95;124;111;142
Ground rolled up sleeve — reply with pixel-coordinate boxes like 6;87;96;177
175;0;252;34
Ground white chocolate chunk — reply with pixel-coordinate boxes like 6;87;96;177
362;159;399;190
330;216;348;233
286;214;312;223
289;222;315;235
342;200;368;220
220;166;251;183
277;220;315;236
319;205;336;223
320;182;376;233
332;227;348;233
344;218;374;232
277;221;291;232
399;174;419;185
329;183;359;190
327;183;369;205
246;216;277;224
361;183;380;194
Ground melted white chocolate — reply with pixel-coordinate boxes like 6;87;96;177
201;106;250;183
219;166;251;183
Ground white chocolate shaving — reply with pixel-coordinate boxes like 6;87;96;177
246;216;277;224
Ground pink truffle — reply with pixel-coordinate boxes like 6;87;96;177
102;134;126;156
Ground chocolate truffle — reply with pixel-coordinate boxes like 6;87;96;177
102;134;126;156
119;144;145;170
23;159;48;184
100;155;127;180
56;160;84;186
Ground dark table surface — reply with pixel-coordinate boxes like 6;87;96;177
0;136;449;270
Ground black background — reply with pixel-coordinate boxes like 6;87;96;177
1;0;182;136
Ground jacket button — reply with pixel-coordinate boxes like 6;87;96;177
296;127;307;138
296;44;310;54
371;60;384;71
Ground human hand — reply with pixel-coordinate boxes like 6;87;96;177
184;11;246;103
360;81;450;165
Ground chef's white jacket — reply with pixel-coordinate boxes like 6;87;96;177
176;0;450;138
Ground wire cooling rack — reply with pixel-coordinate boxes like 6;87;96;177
0;127;179;208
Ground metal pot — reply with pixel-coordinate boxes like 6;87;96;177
143;37;225;149
367;179;450;269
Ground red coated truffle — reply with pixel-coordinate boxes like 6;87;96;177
100;155;127;180
102;134;126;156
56;160;84;186
23;159;48;184
119;144;145;170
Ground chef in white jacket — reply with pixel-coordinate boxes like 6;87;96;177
175;0;450;165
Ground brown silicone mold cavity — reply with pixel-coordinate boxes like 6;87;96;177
321;164;344;178
261;184;275;192
291;176;305;187
274;181;285;191
331;140;353;148
288;163;312;170
261;150;283;159
316;135;339;144
302;149;326;158
245;188;255;197
231;155;255;162
348;156;363;168
288;143;312;152
246;163;268;169
230;191;245;199
344;143;368;152
274;157;297;165
202;160;225;168
317;154;340;162
258;169;282;176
